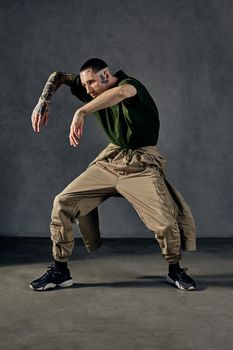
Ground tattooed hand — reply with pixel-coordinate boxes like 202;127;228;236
31;100;49;132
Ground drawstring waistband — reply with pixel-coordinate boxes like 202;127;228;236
89;143;166;175
122;148;136;164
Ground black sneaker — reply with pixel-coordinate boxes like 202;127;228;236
29;265;74;291
167;267;196;291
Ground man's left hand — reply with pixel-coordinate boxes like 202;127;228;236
69;109;85;147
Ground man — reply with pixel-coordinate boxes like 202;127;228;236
30;58;197;291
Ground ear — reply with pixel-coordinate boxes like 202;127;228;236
104;70;109;79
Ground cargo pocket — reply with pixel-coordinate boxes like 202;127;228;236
50;223;74;259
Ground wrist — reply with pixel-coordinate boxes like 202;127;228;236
76;108;86;118
38;98;50;104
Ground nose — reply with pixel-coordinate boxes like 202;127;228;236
86;85;94;95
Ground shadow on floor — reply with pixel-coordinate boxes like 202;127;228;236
1;237;233;291
30;274;233;293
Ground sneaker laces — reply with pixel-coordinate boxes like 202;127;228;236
41;264;56;280
180;267;188;272
178;268;194;283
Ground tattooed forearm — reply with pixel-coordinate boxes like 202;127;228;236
39;72;75;102
32;72;75;119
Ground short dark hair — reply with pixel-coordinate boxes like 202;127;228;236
79;58;108;73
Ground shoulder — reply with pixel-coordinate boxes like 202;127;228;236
70;74;91;102
117;73;146;104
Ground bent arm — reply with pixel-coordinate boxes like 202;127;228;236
31;72;75;132
77;84;137;117
69;84;137;147
38;71;75;103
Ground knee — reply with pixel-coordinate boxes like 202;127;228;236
51;193;73;219
53;193;67;209
52;192;79;222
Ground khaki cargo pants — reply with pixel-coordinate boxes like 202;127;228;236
50;143;196;264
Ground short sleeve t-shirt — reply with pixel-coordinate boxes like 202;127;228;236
70;70;160;150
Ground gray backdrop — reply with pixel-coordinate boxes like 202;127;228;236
0;0;232;238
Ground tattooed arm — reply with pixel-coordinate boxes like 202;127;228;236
31;72;75;132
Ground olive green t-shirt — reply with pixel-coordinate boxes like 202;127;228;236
70;70;160;149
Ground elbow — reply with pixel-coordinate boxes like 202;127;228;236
119;84;137;100
118;86;125;100
49;71;63;80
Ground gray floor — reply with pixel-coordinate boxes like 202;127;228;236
0;237;233;350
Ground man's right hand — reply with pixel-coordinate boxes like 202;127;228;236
31;100;49;132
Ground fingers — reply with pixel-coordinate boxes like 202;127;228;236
44;114;49;126
31;116;38;132
69;125;82;147
31;113;41;132
79;118;84;137
36;115;41;132
44;113;49;127
31;112;48;132
69;129;80;147
76;119;84;139
69;117;84;147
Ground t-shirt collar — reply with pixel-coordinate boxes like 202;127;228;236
114;70;129;82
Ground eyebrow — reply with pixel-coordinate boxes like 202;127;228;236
81;79;95;86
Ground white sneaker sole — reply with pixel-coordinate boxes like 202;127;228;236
29;279;74;291
166;275;195;291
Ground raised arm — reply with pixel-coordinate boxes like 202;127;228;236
31;72;75;132
69;84;137;147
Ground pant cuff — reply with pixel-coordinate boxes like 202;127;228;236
181;239;196;251
52;255;69;263
164;253;181;264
